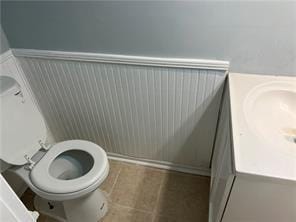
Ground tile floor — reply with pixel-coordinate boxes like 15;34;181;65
21;160;210;222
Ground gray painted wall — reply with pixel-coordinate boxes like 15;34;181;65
1;1;296;75
0;25;10;53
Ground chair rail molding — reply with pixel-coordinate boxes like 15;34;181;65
12;48;230;71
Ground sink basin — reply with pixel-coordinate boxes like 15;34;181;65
244;81;296;155
229;73;296;181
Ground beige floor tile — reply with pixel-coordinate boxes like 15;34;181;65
21;189;51;222
21;189;36;211
38;214;51;222
162;171;210;194
100;159;122;194
110;163;165;212
156;172;210;222
102;204;153;222
152;215;178;222
20;161;210;222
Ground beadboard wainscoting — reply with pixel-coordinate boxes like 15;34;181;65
13;49;229;174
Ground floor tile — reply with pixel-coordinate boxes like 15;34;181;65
20;189;35;211
38;214;52;222
156;172;210;222
20;189;50;222
102;204;153;222
162;171;210;194
100;159;122;194
20;160;210;222
110;163;165;212
152;215;178;222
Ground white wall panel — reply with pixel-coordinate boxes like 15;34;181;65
16;54;226;170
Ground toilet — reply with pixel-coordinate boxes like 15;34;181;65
0;75;109;222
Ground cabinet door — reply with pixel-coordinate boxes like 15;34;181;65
209;83;235;222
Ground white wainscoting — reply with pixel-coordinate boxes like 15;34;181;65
13;49;228;174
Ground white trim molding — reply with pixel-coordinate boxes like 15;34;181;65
0;49;14;63
107;152;211;176
12;48;229;70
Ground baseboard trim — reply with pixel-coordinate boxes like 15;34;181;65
12;48;229;70
107;152;211;176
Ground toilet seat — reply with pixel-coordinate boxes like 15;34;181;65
30;140;108;194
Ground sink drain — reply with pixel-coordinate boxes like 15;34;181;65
282;128;296;144
285;135;296;144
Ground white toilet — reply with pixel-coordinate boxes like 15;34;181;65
0;75;109;222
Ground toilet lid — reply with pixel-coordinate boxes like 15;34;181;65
0;88;47;165
30;140;108;194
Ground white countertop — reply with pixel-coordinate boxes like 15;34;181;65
229;73;296;182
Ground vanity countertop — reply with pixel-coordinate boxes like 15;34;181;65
228;73;296;182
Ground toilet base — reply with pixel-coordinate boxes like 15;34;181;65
34;189;108;222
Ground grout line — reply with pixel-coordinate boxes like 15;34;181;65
111;203;154;215
151;170;167;222
107;166;122;198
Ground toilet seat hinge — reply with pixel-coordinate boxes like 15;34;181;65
38;140;52;151
24;155;36;170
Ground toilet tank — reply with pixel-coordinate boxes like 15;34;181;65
0;76;47;165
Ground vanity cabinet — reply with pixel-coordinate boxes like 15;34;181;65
209;79;296;222
209;82;235;222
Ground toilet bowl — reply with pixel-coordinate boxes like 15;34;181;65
29;140;109;201
0;76;109;221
